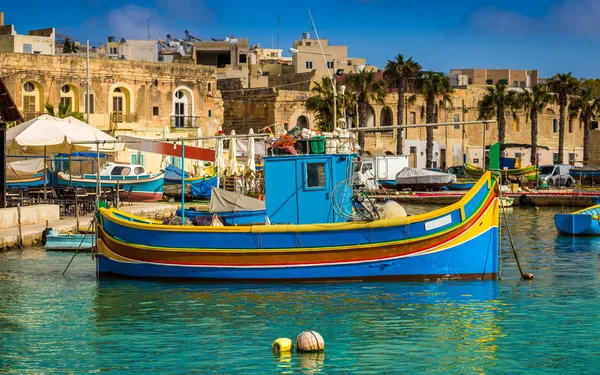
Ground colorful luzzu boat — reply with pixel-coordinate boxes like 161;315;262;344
96;153;500;282
554;205;600;235
56;162;164;202
464;164;538;181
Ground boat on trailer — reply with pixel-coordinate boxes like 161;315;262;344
554;205;600;235
95;153;499;282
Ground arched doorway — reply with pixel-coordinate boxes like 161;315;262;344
380;107;393;126
173;88;193;127
60;84;78;113
22;81;44;120
296;115;309;130
109;84;133;123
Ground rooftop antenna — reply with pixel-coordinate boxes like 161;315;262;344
146;18;151;40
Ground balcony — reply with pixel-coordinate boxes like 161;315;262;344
110;112;138;124
171;115;200;128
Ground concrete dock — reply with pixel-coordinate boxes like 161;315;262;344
0;203;185;250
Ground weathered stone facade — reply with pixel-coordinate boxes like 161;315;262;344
0;51;223;172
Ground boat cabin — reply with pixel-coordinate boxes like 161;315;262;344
264;153;355;225
99;162;148;177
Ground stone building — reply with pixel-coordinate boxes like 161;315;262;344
0;12;55;55
0;51;222;172
450;68;538;88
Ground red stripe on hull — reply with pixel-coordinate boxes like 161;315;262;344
119;191;163;202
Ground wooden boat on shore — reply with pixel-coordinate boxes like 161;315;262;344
95;153;499;282
395;168;456;191
43;230;95;251
56;162;164;202
464;164;538;181
554;205;600;235
6;159;47;188
450;179;477;191
569;166;600;185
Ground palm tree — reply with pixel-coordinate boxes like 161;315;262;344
345;70;387;151
418;71;454;168
517;84;555;165
478;82;519;146
383;54;422;155
304;77;349;132
547;72;580;164
568;87;600;164
45;101;85;121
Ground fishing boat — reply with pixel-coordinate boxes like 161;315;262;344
56;162;164;202
176;187;266;225
464;164;538;181
450;179;478;191
554;205;600;235
163;164;218;200
6;159;47;188
43;229;95;251
95;153;499;281
395;167;456;191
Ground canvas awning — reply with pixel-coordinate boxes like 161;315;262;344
209;187;265;213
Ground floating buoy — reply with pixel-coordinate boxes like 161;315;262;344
296;331;324;352
272;338;293;353
523;272;534;280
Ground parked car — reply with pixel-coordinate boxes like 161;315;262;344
538;164;575;187
446;165;470;179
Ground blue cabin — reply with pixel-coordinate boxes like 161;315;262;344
264;153;355;225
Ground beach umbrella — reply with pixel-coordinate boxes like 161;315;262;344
62;116;124;152
160;125;170;170
215;137;225;174
246;128;256;171
227;130;238;176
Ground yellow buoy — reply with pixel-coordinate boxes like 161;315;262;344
296;331;325;352
272;338;293;353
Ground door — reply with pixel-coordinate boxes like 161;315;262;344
174;102;185;127
113;96;123;122
409;147;417;168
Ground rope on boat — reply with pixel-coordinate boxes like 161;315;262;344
62;212;97;277
500;195;534;280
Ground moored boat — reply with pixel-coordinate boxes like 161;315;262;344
450;179;477;191
43;229;95;251
395;167;456;191
6;159;47;188
464;164;538;181
554;205;600;235
95;153;499;282
56;162;164;202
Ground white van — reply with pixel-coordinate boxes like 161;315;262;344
538;164;575;187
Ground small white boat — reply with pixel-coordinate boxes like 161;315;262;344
395;168;456;191
499;197;514;208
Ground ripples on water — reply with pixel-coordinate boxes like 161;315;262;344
1;206;600;374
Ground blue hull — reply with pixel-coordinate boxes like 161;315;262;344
44;234;95;251
55;173;164;202
450;181;476;190
97;227;498;280
176;208;266;225
7;172;47;189
555;214;600;235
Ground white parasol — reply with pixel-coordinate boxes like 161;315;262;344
161;125;170;170
246;128;256;171
194;127;203;176
227;130;238;176
215;137;225;174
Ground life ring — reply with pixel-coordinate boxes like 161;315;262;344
519;194;531;207
42;228;52;246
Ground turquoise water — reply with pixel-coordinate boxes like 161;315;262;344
1;206;600;374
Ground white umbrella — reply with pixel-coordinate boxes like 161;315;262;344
194;127;203;176
161;125;170;170
62;116;124;152
215;138;225;174
246;128;256;171
227;130;238;176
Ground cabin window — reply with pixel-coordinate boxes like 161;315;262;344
306;162;326;188
112;166;131;176
134;167;145;175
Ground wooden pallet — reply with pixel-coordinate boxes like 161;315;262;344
221;176;237;192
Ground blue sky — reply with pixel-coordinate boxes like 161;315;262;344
4;0;600;78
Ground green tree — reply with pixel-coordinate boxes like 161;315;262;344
418;71;454;168
345;70;387;151
517;84;555;165
383;54;422;155
63;38;72;53
478;82;519;146
304;77;352;132
568;87;600;164
547;72;580;164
